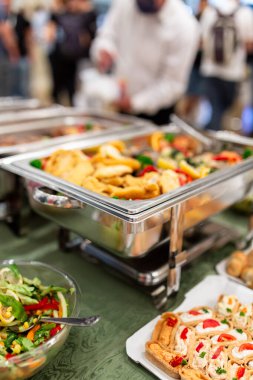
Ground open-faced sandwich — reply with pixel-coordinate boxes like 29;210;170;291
146;294;253;379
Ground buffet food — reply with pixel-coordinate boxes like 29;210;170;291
226;250;253;289
0;122;101;147
145;294;253;379
30;131;246;200
0;263;70;362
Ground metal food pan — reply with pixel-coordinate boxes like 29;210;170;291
2;127;253;258
0;110;154;157
0;97;42;113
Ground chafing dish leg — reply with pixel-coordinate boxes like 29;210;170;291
167;204;185;296
58;228;83;252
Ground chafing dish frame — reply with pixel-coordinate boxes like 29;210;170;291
2;127;253;296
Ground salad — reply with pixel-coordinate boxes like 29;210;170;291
0;264;72;363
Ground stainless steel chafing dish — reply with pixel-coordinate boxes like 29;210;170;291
0;97;42;113
0;111;153;235
2;126;253;294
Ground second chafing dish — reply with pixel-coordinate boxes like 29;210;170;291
0;97;42;114
0;111;153;235
2;127;253;260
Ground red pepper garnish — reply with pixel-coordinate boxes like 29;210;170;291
174;169;193;184
5;353;15;360
212;346;223;359
203;319;220;329
189;310;202;316
236;367;245;379
239;343;253;352
138;165;158;177
196;342;204;352
24;297;59;312
166;317;177;327
180;327;189;340
213;151;242;163
50;325;62;337
217;333;236;342
170;356;183;367
42;158;48;170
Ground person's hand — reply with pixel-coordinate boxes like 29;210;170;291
114;94;132;113
98;49;114;73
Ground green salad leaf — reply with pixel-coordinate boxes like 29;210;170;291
0;294;27;322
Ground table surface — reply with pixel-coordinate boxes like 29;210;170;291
0;210;248;380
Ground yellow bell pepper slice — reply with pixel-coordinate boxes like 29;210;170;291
179;160;201;179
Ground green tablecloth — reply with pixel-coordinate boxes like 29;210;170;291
0;211;248;380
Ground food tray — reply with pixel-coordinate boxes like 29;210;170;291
0;110;153;157
216;258;245;286
2;126;253;258
126;275;253;380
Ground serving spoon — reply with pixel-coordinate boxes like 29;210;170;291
9;315;100;333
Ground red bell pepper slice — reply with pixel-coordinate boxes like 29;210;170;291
138;165;158;177
170;356;183;367
174;169;193;185
196;342;204;352
213;152;242;163
166;317;177;327
239;343;253;352
212;346;223;359
180;327;189;340
50;325;62;337
189;310;202;316
236;367;245;379
203;319;220;329
24;297;59;312
217;333;236;342
5;353;16;360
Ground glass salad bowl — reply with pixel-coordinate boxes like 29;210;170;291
0;260;80;380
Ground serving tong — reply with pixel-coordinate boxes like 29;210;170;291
9;315;100;333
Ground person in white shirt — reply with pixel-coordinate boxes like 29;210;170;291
91;0;199;125
200;0;253;130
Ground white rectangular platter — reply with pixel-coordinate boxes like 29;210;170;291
126;275;253;380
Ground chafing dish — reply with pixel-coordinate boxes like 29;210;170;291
0;111;153;234
0;97;42;113
2;126;253;295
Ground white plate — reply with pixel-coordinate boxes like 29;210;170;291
126;275;253;380
216;258;245;286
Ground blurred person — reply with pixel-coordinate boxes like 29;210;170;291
91;0;199;125
0;0;19;97
200;0;253;130
46;0;97;105
11;9;32;98
178;0;208;126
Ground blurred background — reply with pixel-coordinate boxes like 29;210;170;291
1;0;253;133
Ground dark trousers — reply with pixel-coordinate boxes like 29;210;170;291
49;52;77;106
203;76;238;131
135;105;175;126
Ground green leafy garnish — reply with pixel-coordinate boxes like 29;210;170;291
236;329;243;334
202;308;209;314
136;155;153;168
240;311;245;317
85;122;93;131
226;308;232;313
243;148;253;159
164;133;175;143
0;294;27;322
30;159;42;170
199;352;206;358
181;359;188;366
215;367;226;375
221;319;229;325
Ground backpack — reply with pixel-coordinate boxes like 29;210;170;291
56;12;96;61
206;7;240;65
